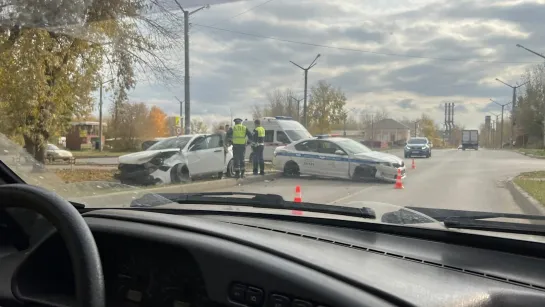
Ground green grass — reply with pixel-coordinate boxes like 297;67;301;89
514;178;545;205
516;149;545;157
71;150;134;157
517;171;545;179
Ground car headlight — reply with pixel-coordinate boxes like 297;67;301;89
149;151;177;165
379;162;392;167
405;146;410;150
422;146;427;150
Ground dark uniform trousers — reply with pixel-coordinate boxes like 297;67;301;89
233;144;246;175
253;145;265;174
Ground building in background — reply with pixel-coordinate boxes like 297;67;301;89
66;121;107;150
365;118;410;146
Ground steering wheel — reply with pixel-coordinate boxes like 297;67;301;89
1;184;105;307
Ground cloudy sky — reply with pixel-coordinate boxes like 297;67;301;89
99;0;545;129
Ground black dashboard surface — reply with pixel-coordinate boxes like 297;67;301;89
6;208;545;307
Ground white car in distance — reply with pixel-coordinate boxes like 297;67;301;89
46;144;73;162
116;134;234;185
273;137;406;182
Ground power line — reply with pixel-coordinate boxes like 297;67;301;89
191;0;276;35
193;23;542;64
220;0;276;22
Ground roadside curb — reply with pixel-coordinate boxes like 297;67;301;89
510;151;545;159
72;172;282;206
72;155;124;159
506;177;545;216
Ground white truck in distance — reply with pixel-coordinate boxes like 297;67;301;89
461;130;479;150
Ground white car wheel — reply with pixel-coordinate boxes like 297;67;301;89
226;159;235;177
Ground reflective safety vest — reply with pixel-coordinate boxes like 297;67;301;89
232;124;247;145
254;126;265;145
255;126;265;137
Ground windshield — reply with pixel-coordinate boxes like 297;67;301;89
147;137;192;151
336;139;372;154
1;0;544;243
407;139;428;145
285;130;312;141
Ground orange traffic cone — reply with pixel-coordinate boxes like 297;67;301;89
394;169;404;189
411;159;416;169
294;185;302;202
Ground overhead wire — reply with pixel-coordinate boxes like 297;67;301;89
193;23;542;64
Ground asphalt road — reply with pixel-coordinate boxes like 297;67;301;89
211;149;545;214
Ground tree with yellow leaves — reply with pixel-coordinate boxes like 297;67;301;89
148;106;169;137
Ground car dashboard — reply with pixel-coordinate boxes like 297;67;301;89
3;208;545;307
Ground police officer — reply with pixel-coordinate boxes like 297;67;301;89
226;118;253;178
252;119;265;175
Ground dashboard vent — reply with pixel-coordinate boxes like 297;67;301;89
229;222;545;292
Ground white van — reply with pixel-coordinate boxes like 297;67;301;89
243;116;312;162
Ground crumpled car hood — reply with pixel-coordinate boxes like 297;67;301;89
118;149;180;164
354;151;403;164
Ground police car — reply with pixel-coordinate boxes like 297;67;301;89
272;136;406;182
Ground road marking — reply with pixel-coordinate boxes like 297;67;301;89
327;184;377;205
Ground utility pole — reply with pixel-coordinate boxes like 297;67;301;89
174;2;210;135
495;78;529;148
516;44;545;148
491;99;511;148
489;113;500;148
290;54;321;128
413;120;420;137
343;113;347;136
98;78;114;152
290;96;304;121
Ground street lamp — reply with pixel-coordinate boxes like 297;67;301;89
290;54;321;128
289;96;304;121
99;78;114;152
490;99;511;148
516;44;545;60
495;78;529;148
174;1;210;134
340;108;357;136
489;112;500;148
413;120;420;137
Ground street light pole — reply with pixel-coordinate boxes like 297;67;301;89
413;120;420;137
495;78;529;148
290;54;321;128
174;2;210;135
289;96;304;121
489;113;500;148
490;99;511;148
99;78;114;152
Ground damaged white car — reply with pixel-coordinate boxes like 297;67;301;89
273;136;406;182
116;134;234;185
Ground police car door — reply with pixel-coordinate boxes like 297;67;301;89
316;140;349;178
293;140;320;175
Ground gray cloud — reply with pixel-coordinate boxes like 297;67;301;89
118;0;545;128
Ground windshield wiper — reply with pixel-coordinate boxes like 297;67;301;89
130;192;376;219
405;207;545;236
